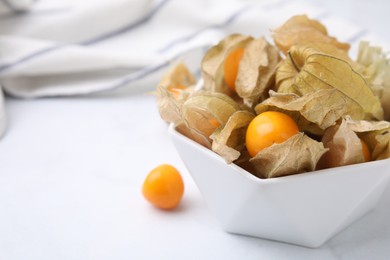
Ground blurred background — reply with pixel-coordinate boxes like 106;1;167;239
0;0;389;259
313;0;390;37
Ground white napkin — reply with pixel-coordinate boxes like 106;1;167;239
0;0;381;138
0;0;36;13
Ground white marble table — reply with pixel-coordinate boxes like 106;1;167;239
1;0;390;259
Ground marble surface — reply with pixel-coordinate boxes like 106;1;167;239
1;0;390;259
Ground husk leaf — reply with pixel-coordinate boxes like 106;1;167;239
159;62;196;88
272;14;350;54
235;37;281;107
343;116;390;160
344;115;390;132
175;121;212;149
210;111;255;163
156;63;196;123
357;41;390;121
181;91;240;143
276;45;384;122
249;133;327;178
317;120;365;169
362;128;390;160
255;89;358;134
201;34;253;95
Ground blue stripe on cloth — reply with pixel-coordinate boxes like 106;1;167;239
82;0;170;45
0;0;170;73
0;44;66;72
104;60;170;91
104;2;332;92
73;0;294;94
1;0;20;12
91;50;193;94
346;29;368;44
3;50;186;97
97;7;335;93
260;0;290;11
0;6;73;20
0;0;335;95
157;0;324;54
157;4;254;53
1;0;31;13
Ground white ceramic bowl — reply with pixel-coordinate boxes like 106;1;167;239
169;124;390;248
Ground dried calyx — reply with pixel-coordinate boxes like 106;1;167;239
155;15;390;179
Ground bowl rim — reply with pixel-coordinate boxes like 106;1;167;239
168;123;390;184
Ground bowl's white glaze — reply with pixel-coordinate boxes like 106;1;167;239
169;124;390;247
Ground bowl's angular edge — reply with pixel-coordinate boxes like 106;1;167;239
168;123;390;184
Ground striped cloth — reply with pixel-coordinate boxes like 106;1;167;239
0;0;388;137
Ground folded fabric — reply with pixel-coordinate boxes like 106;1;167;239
0;0;36;13
0;0;382;138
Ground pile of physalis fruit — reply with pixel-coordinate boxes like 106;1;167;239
156;15;390;179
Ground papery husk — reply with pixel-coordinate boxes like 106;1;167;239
159;62;196;88
363;128;390;160
255;90;355;135
344;115;390;132
249;133;327;178
201;34;253;95
210;111;255;163
181;91;240;143
234;150;257;174
318;120;365;169
357;41;390;121
156;86;184;124
156;63;196;123
272;15;350;54
343;116;390;160
306;43;366;74
175;121;212;149
235;37;281;108
275;45;384;122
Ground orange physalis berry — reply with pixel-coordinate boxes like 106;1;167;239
223;47;244;91
142;164;184;210
360;139;371;162
167;85;186;99
246;111;299;157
